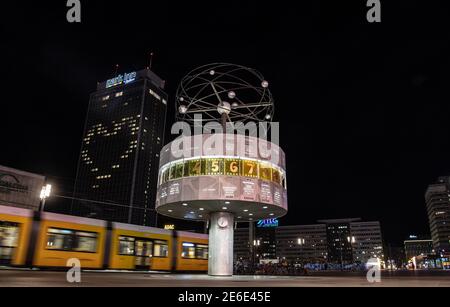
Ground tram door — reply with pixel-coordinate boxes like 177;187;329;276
135;239;153;270
0;222;20;265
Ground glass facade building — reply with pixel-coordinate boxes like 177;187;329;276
71;69;167;226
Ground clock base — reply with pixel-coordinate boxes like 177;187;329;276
208;211;234;276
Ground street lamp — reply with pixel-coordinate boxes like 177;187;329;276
298;238;305;265
346;236;356;268
253;239;261;267
39;184;52;212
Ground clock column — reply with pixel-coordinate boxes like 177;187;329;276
208;211;234;276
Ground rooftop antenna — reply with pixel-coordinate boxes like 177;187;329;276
114;64;119;76
148;52;154;70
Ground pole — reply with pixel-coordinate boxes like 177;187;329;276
40;198;46;212
149;52;154;70
249;221;254;271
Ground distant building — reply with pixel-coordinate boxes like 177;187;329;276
234;218;384;264
404;236;434;261
0;165;45;211
319;218;357;264
255;227;277;260
276;224;327;263
234;227;251;261
350;221;384;263
234;224;277;262
425;177;450;253
72;68;168;226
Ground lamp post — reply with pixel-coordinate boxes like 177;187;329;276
39;184;52;212
347;236;356;270
298;238;305;265
253;239;261;265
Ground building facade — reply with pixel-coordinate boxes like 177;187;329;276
276;224;327;263
234;227;252;261
350;221;384;263
234;218;383;265
72;69;168;226
425;177;450;253
404;237;434;261
319;219;356;264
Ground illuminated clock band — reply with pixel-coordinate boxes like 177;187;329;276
158;157;287;188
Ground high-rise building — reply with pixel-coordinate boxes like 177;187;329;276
425;177;450;253
72;68;167;226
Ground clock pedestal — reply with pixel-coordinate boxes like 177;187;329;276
208;211;234;276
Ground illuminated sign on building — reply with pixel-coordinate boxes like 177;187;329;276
257;218;279;228
106;71;137;88
0;173;28;194
164;224;175;230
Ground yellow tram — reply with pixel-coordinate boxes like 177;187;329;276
0;205;208;272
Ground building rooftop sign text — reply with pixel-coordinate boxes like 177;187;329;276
257;218;279;228
106;71;137;88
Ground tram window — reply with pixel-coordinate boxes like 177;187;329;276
74;231;98;252
196;244;209;260
46;228;74;251
154;240;168;257
0;221;20;261
181;242;196;259
135;240;153;257
182;242;208;259
119;236;135;255
46;228;98;253
0;222;19;247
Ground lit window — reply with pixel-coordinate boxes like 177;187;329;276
115;91;123;97
119;236;135;255
102;95;110;101
46;228;98;253
154;240;169;257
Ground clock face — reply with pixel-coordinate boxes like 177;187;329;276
218;217;228;228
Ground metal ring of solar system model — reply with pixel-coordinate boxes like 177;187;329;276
155;134;287;222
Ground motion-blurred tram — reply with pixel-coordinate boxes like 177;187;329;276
0;205;208;271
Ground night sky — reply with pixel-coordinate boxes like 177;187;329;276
2;1;450;246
